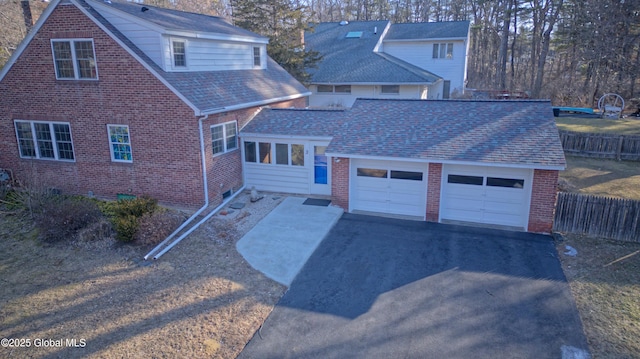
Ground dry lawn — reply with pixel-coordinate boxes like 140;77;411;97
0;192;287;359
556;116;640;135
557;234;640;358
559;155;640;200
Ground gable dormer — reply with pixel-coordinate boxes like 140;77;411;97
90;0;268;72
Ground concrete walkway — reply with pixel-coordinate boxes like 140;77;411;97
236;197;343;286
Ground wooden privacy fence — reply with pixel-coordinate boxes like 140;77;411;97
554;192;640;242
558;130;640;161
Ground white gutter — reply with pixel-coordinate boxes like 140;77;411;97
144;114;212;260
200;92;311;116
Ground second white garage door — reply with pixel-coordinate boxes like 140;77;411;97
440;164;533;229
351;159;428;218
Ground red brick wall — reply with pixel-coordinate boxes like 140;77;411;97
426;163;442;222
331;157;350;210
528;169;559;233
0;3;306;209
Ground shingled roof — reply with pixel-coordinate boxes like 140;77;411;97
241;99;566;169
384;21;470;41
81;0;308;114
305;21;441;84
242;108;347;138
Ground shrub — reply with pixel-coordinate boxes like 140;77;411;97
107;196;160;242
113;214;139;242
35;196;103;243
135;210;185;246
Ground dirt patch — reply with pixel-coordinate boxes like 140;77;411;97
556;234;640;358
0;191;289;358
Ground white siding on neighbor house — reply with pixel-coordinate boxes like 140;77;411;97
162;37;265;72
308;84;424;108
96;11;164;67
383;40;468;95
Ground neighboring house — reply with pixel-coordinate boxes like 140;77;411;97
304;20;470;108
0;0;309;208
241;99;566;233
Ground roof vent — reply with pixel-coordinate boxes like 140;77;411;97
339;20;349;26
141;6;149;12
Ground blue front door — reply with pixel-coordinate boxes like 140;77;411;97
314;146;328;184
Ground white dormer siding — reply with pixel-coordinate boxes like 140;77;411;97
382;40;467;95
161;37;266;72
91;1;267;72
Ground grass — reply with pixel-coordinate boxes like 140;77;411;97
556;116;640;135
557;154;640;357
559;155;640;200
557;235;640;359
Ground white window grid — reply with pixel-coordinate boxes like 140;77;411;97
107;125;133;162
51;39;98;80
172;39;187;68
14;120;75;161
211;121;238;156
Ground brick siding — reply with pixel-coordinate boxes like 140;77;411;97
331;157;350;210
426;163;442;222
527;169;559;233
0;3;305;209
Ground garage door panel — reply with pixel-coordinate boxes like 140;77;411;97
351;159;427;218
441;165;532;229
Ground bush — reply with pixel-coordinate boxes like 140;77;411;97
107;196;160;242
113;214;139;242
35;196;103;243
135;210;185;246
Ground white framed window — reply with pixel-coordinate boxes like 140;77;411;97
211;121;238;156
432;43;454;59
172;39;187;67
14;120;75;161
316;85;351;94
253;47;261;67
51;39;98;80
243;141;305;166
107;125;133;162
381;85;400;94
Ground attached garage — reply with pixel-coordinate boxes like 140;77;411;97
350;159;428;218
440;164;533;229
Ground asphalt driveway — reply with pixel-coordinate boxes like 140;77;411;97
239;214;590;359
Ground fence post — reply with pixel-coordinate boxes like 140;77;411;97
617;135;624;161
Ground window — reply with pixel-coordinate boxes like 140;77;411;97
390;170;423;181
253;47;261;67
51;39;97;80
172;40;186;67
107;125;133;162
211;121;238;156
448;174;483;185
14;121;75;161
357;168;388;178
276;143;288;165
316;85;351;94
291;144;304;166
487;177;524;188
381;85;400;94
259;142;271;164
244;141;305;167
244;141;257;163
432;43;453;59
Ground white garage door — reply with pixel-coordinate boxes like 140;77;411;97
351;159;428;218
441;164;533;229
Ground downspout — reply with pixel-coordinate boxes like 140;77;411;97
143;114;212;260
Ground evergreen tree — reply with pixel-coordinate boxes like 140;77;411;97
231;0;321;84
